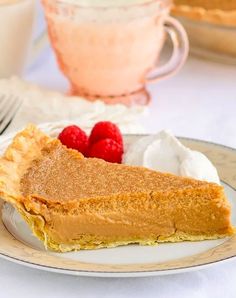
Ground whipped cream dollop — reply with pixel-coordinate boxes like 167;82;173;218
123;131;220;184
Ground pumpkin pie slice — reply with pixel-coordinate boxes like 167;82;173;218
0;125;234;252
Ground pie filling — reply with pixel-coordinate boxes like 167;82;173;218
19;139;234;251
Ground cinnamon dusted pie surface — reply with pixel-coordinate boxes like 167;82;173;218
0;125;234;252
21;140;211;202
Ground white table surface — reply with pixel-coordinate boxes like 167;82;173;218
1;4;236;298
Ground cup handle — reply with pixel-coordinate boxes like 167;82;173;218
146;16;189;83
28;29;48;67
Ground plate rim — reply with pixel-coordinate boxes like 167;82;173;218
0;245;234;278
0;132;236;277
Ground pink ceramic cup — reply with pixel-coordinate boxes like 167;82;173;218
42;0;189;105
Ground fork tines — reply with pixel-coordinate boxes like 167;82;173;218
0;95;22;134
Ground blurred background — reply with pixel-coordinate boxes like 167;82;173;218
0;0;236;143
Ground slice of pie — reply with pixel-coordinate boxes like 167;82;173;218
0;125;234;252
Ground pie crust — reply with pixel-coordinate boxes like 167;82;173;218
172;3;236;26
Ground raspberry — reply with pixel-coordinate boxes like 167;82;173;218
58;125;88;155
89;121;123;147
88;138;123;163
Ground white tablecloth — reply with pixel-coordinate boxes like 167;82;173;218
1;4;236;297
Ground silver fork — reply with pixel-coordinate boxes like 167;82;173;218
0;95;22;135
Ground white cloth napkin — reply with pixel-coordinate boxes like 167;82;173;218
0;77;147;134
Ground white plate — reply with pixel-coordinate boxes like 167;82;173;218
0;125;236;277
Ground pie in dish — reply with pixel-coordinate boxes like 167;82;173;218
172;1;236;61
0;125;234;252
172;0;236;26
